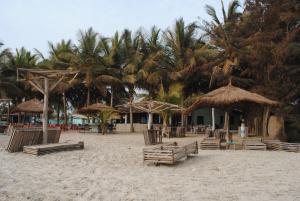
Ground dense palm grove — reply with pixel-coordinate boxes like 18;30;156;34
0;0;300;140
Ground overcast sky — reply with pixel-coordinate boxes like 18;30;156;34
1;0;244;56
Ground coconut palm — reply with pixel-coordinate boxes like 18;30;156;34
0;43;22;98
203;0;243;87
156;83;183;134
98;109;119;135
75;27;105;106
97;31;126;107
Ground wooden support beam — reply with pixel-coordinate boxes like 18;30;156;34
28;80;44;94
43;78;49;144
50;76;65;91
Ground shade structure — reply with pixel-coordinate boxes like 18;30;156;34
13;99;53;113
185;83;280;141
78;103;118;114
186;83;279;113
116;100;183;114
116;100;184;130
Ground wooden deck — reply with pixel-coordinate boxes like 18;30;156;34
23;141;84;156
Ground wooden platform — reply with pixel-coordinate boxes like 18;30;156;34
244;141;267;151
143;141;198;165
263;140;299;152
6;128;61;152
23;141;84;156
200;138;220;150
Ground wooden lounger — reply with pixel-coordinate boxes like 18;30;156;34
23;141;84;156
244;141;267;151
143;141;198;165
200;138;220;150
6;128;61;153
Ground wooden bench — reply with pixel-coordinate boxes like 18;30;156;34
263;140;299;152
200;138;220;150
23;141;84;156
143;141;198;165
6;128;61;152
244;141;267;151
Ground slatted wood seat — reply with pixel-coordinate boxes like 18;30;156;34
6;128;61;152
143;141;198;165
200;138;220;150
23;141;84;156
244;141;267;151
262;140;300;152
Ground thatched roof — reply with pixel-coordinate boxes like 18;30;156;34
186;83;280;113
13;99;53;113
116;100;183;114
78;103;118;114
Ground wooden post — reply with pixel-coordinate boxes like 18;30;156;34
43;77;49;144
7;101;10;123
63;93;67;127
224;110;230;142
110;86;113;107
125;113;128;124
212;108;215;131
148;113;153;130
181;111;184;127
262;106;270;138
129;101;134;132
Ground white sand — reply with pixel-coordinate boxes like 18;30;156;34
0;132;300;201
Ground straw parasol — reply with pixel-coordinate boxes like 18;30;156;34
13;98;53;113
186;83;279;113
185;82;280;141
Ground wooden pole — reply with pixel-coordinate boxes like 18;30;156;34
63;93;67;127
224;110;230;142
147;113;153;130
7;101;10;123
212;108;215;131
110;86;113;107
43;77;49;144
129;101;134;132
262;106;270;138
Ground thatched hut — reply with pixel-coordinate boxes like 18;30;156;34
186;83;280;140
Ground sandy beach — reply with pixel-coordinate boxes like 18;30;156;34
0;132;300;201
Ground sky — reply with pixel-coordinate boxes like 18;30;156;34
0;0;244;56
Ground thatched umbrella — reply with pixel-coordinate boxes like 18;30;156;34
13;98;53;124
186;83;280;140
13;99;53;113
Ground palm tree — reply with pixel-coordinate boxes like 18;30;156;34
156;83;183;134
97;31;125;107
76;27;104;106
0;43;22;98
98;109;119;135
203;0;243;87
45;39;77;126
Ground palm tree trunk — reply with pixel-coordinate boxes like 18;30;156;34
56;103;60;125
129;98;134;132
63;93;67;127
110;86;113;107
87;87;90;106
